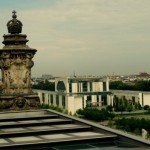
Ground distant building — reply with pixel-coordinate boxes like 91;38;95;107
111;90;150;107
137;72;150;81
109;72;150;82
34;76;112;114
34;77;150;113
138;72;150;77
42;74;54;80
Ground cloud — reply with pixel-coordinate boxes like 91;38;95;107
0;0;150;76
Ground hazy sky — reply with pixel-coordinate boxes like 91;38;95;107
0;0;150;77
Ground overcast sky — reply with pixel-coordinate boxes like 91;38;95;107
0;0;150;77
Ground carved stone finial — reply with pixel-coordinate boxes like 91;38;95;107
7;10;23;34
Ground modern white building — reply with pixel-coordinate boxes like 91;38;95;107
111;90;150;107
34;76;112;114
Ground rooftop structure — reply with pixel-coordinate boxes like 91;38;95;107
35;76;112;114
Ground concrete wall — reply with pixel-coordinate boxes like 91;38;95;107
92;82;102;92
34;87;112;114
67;96;75;114
107;95;113;106
106;79;109;91
143;93;150;106
72;83;77;93
34;90;83;114
74;96;83;114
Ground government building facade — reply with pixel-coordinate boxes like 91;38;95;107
34;76;113;114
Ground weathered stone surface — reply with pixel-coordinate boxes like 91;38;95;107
0;11;40;111
7;10;22;34
0;49;36;94
0;94;40;111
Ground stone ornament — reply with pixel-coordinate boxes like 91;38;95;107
7;10;22;34
0;11;40;111
0;95;40;110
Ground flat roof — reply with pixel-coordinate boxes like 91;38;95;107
111;90;150;94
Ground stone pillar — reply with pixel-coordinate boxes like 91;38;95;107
0;11;40;111
0;36;35;95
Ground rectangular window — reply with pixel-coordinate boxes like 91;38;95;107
86;95;91;106
62;95;65;109
77;83;79;92
87;95;91;101
132;96;135;105
56;95;59;106
82;96;84;109
97;95;99;103
102;95;107;106
90;82;92;92
50;94;53;105
96;95;99;106
69;83;72;93
103;82;106;91
83;82;87;92
113;95;119;107
42;93;45;103
48;94;50;105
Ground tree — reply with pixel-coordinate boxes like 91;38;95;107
32;80;55;91
134;128;141;135
108;120;113;127
147;107;150;114
143;105;149;110
110;80;150;91
135;81;150;91
106;105;113;112
124;125;131;132
117;105;126;112
126;104;133;112
76;108;115;122
137;102;142;110
115;117;150;134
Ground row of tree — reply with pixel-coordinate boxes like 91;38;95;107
32;80;55;91
115;117;150;136
77;107;150;136
76;108;115;121
110;81;150;91
33;80;150;91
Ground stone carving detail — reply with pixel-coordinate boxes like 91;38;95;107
0;95;40;111
15;97;26;108
0;52;35;94
1;52;10;59
0;99;14;109
27;98;40;107
0;11;40;111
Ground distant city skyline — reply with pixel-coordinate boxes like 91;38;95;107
0;0;150;77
